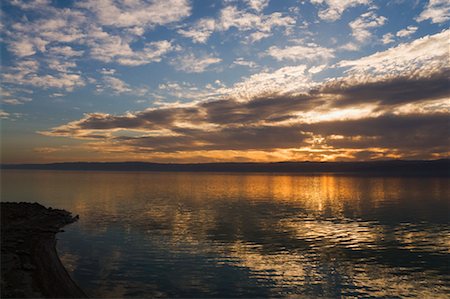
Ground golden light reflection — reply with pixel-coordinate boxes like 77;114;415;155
3;170;449;298
223;241;308;286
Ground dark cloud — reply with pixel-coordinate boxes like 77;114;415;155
52;93;320;135
98;113;450;156
77;114;146;130
319;68;450;108
72;107;203;131
58;68;449;137
43;67;450;159
120;125;309;152
302;113;449;151
202;94;320;125
139;107;203;125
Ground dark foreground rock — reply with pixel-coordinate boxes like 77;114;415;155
1;202;87;298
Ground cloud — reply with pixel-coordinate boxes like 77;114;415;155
134;125;310;152
86;31;173;66
338;30;450;75
2;99;24;105
179;6;295;44
42;103;449;159
308;64;327;74
49;46;84;57
5;8;87;57
44;107;202;137
157;81;222;101
46;59;77;72
1;6;88;92
245;0;270;12
50;93;65;98
177;18;216;43
0;86;33;105
0;109;10;119
2;0;182;97
416;0;450;24
4;0;445;162
41;28;450;160
200;94;321;125
396;25;418;37
8;39;39;57
28;74;85;91
101;76;132;94
43;54;448;141
349;11;386;43
381;33;395;44
218;6;262;31
77;0;191;28
248;31;272;42
265;44;335;62
9;0;52;10
310;0;372;21
227;65;312;99
99;68;116;75
2;60;85;92
302;113;449;152
42;93;317;139
170;53;222;73
318;68;450;109
232;58;258;68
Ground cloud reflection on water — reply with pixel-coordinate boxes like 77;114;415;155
2;170;448;297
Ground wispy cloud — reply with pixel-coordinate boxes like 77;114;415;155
178;5;295;44
170;52;222;73
416;0;450;24
265;44;335;62
381;33;395;44
41;30;450;160
178;19;216;43
349;11;386;43
100;76;131;94
396;25;418;37
87;32;173;66
1;0;186;95
0;109;10;119
338;30;449;74
311;0;372;21
2;59;85;92
77;0;191;28
49;46;84;57
2;0;449;162
245;0;270;12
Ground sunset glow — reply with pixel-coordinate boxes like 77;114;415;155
1;0;449;163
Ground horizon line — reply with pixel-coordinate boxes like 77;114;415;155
2;159;448;176
2;158;449;166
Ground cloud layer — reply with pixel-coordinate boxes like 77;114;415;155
42;30;450;161
2;0;449;162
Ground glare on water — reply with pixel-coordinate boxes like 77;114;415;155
2;170;449;298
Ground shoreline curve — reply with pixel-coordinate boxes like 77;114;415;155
1;202;87;298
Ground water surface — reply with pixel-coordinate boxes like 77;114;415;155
2;170;449;298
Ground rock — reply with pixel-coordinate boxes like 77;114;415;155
1;202;87;298
22;263;36;271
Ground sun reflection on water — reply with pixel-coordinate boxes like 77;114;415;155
2;170;449;298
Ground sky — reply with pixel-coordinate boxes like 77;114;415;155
0;0;449;163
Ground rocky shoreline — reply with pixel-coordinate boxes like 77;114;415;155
1;202;87;298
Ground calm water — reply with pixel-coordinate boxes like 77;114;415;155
1;170;449;298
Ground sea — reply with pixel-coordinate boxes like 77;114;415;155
1;170;449;298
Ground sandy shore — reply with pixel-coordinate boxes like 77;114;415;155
1;202;87;298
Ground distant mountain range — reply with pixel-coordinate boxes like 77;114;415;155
1;160;449;176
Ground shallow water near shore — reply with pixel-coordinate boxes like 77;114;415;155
2;169;449;298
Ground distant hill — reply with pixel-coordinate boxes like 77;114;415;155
1;160;449;176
